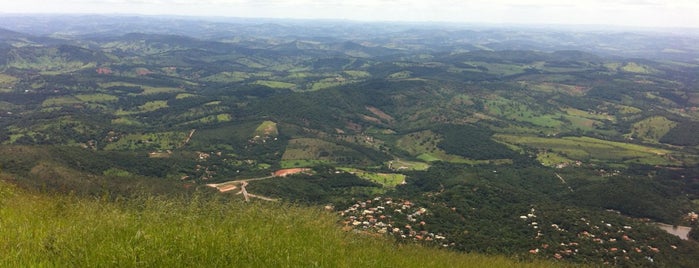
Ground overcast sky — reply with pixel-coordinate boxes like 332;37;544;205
2;0;698;28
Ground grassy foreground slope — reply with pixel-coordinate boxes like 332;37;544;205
0;181;558;268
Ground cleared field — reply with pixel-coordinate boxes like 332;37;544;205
0;74;18;92
0;73;18;84
564;108;612;121
482;97;562;128
395;130;440;156
98;82;183;95
181;114;232;125
310;78;346;91
463;61;527;76
536;151;574;167
339;167;406;187
281;159;329;169
75;93;118;103
201;71;250;83
253;121;278;138
386;159;430;171
395;130;484;164
343;70;371;78
627;116;676;143
495;134;681;166
529;82;587;96
614;104;643;114
137;100;168;113
140;87;184;95
281;138;368;166
621;62;656;74
253;80;296;89
103;131;188;151
175;93;198;99
41;96;82;107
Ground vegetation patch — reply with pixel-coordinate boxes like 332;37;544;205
103;131;188;151
175;93;197;99
627;116;676;142
202;71;250;83
536;151;575;167
253;80;296;89
621;62;656;74
41;96;82;107
495;134;681;166
136;100;169;113
253;120;279;138
339;167;406;187
282;138;370;166
75;93;118;103
386;159;430;171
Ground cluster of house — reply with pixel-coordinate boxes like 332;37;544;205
340;197;450;247
522;208;673;264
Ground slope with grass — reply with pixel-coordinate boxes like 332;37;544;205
0;181;557;268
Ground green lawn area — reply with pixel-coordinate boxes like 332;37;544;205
41;96;82;107
280;159;329;168
386;159;430;171
75;93;118;103
339;167;406;187
281;138;367;166
494;134;682;166
253;80;296;89
627;116;676;143
0;74;18;92
175;93;198;99
253;121;278;137
482;97;563;128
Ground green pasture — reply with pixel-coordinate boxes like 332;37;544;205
175;93;198;99
482;97;563;128
339;167;406;187
253;121;279;137
41;96;82;107
253;80;296;89
75;93;118;103
395;130;482;164
627;116;676;143
282;138;354;162
103;131;188;151
495;134;682;166
386;159;430;171
280;159;330;168
201;71;250;83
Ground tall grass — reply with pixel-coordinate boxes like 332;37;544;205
0;181;561;267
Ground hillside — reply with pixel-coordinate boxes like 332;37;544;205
1;15;699;267
0;180;557;267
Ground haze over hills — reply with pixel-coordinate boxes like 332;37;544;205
1;15;699;267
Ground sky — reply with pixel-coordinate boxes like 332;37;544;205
2;0;698;28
